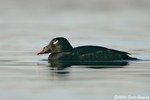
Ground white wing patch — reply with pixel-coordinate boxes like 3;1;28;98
53;40;58;45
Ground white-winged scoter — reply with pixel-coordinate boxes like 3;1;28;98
37;37;137;62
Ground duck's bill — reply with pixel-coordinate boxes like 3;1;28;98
37;51;45;55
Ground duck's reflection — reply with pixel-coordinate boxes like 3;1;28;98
49;60;129;71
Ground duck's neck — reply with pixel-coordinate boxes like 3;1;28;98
61;44;73;52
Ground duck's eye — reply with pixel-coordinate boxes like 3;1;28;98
53;40;58;45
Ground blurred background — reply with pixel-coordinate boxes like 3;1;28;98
0;0;150;100
0;0;150;52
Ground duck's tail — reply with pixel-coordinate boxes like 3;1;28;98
127;56;139;60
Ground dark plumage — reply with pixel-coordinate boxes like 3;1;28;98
37;37;137;62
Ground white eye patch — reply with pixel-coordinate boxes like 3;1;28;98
53;40;58;45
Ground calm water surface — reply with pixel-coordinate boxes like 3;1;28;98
0;0;150;100
0;36;150;100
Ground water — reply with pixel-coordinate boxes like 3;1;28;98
0;0;150;100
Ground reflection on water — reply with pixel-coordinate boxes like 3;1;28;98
0;54;150;100
49;60;129;70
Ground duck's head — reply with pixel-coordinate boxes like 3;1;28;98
37;37;73;55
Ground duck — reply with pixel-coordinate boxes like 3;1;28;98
37;37;137;63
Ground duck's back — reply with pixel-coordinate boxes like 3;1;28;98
71;46;133;61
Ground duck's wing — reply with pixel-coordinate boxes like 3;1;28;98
106;48;130;55
71;46;131;60
72;46;130;55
